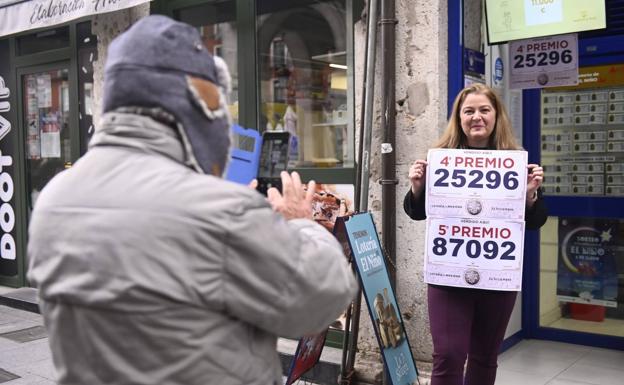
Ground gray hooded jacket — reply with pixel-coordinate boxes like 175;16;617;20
27;15;358;385
27;112;358;385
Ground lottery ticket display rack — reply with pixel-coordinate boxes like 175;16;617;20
541;85;624;197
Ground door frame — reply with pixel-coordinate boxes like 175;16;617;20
0;22;83;287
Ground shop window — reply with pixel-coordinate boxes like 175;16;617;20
257;0;353;169
539;71;624;338
539;216;624;338
16;26;70;56
22;68;71;211
175;1;239;123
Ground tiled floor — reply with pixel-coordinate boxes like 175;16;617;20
496;339;624;385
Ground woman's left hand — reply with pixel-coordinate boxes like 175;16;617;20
526;164;543;207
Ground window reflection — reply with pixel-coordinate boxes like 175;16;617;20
257;0;351;168
77;21;97;151
176;1;238;123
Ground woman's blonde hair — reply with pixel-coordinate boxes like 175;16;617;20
435;83;522;150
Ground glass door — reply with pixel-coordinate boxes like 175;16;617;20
257;0;353;169
20;65;73;213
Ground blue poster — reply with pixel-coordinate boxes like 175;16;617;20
557;217;620;307
343;213;419;385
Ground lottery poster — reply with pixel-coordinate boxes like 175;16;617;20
426;149;528;220
424;217;525;290
424;149;528;290
556;217;620;307
509;34;579;90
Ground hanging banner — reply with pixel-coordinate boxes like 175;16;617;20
556;217;620;307
335;213;419;385
0;39;18;279
0;0;153;38
426;149;528;220
509;33;578;89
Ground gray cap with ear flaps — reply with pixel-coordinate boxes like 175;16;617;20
101;15;231;175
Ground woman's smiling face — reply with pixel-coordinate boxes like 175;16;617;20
459;93;496;148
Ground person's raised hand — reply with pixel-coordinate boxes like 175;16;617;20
248;179;258;190
526;164;543;207
408;159;428;196
267;171;315;220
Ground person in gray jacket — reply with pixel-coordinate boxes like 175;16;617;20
27;15;358;385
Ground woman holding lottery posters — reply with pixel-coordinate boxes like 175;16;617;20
404;84;547;385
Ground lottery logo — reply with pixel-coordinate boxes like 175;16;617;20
537;73;549;86
465;199;483;215
464;269;480;285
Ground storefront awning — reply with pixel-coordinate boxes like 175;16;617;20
0;0;152;38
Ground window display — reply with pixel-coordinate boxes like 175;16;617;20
257;0;352;168
176;2;238;123
540;216;624;337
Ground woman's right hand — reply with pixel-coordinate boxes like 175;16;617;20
408;159;428;196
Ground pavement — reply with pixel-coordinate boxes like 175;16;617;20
0;287;339;385
0;304;56;384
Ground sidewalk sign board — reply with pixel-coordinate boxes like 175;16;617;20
334;213;419;385
284;329;329;385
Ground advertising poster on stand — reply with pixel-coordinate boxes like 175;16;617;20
284;330;328;385
338;213;419;385
557;217;620;307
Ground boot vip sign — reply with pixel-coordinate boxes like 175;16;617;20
0;39;17;279
424;149;528;290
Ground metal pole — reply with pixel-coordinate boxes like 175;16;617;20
341;0;379;383
358;0;379;213
379;1;397;384
380;0;397;286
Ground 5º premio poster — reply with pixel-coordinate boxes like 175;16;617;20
557;217;620;307
338;213;419;385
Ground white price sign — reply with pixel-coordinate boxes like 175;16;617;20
510;34;578;89
424;217;525;291
426;149;528;220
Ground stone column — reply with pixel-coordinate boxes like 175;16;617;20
91;3;151;127
353;1;449;383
